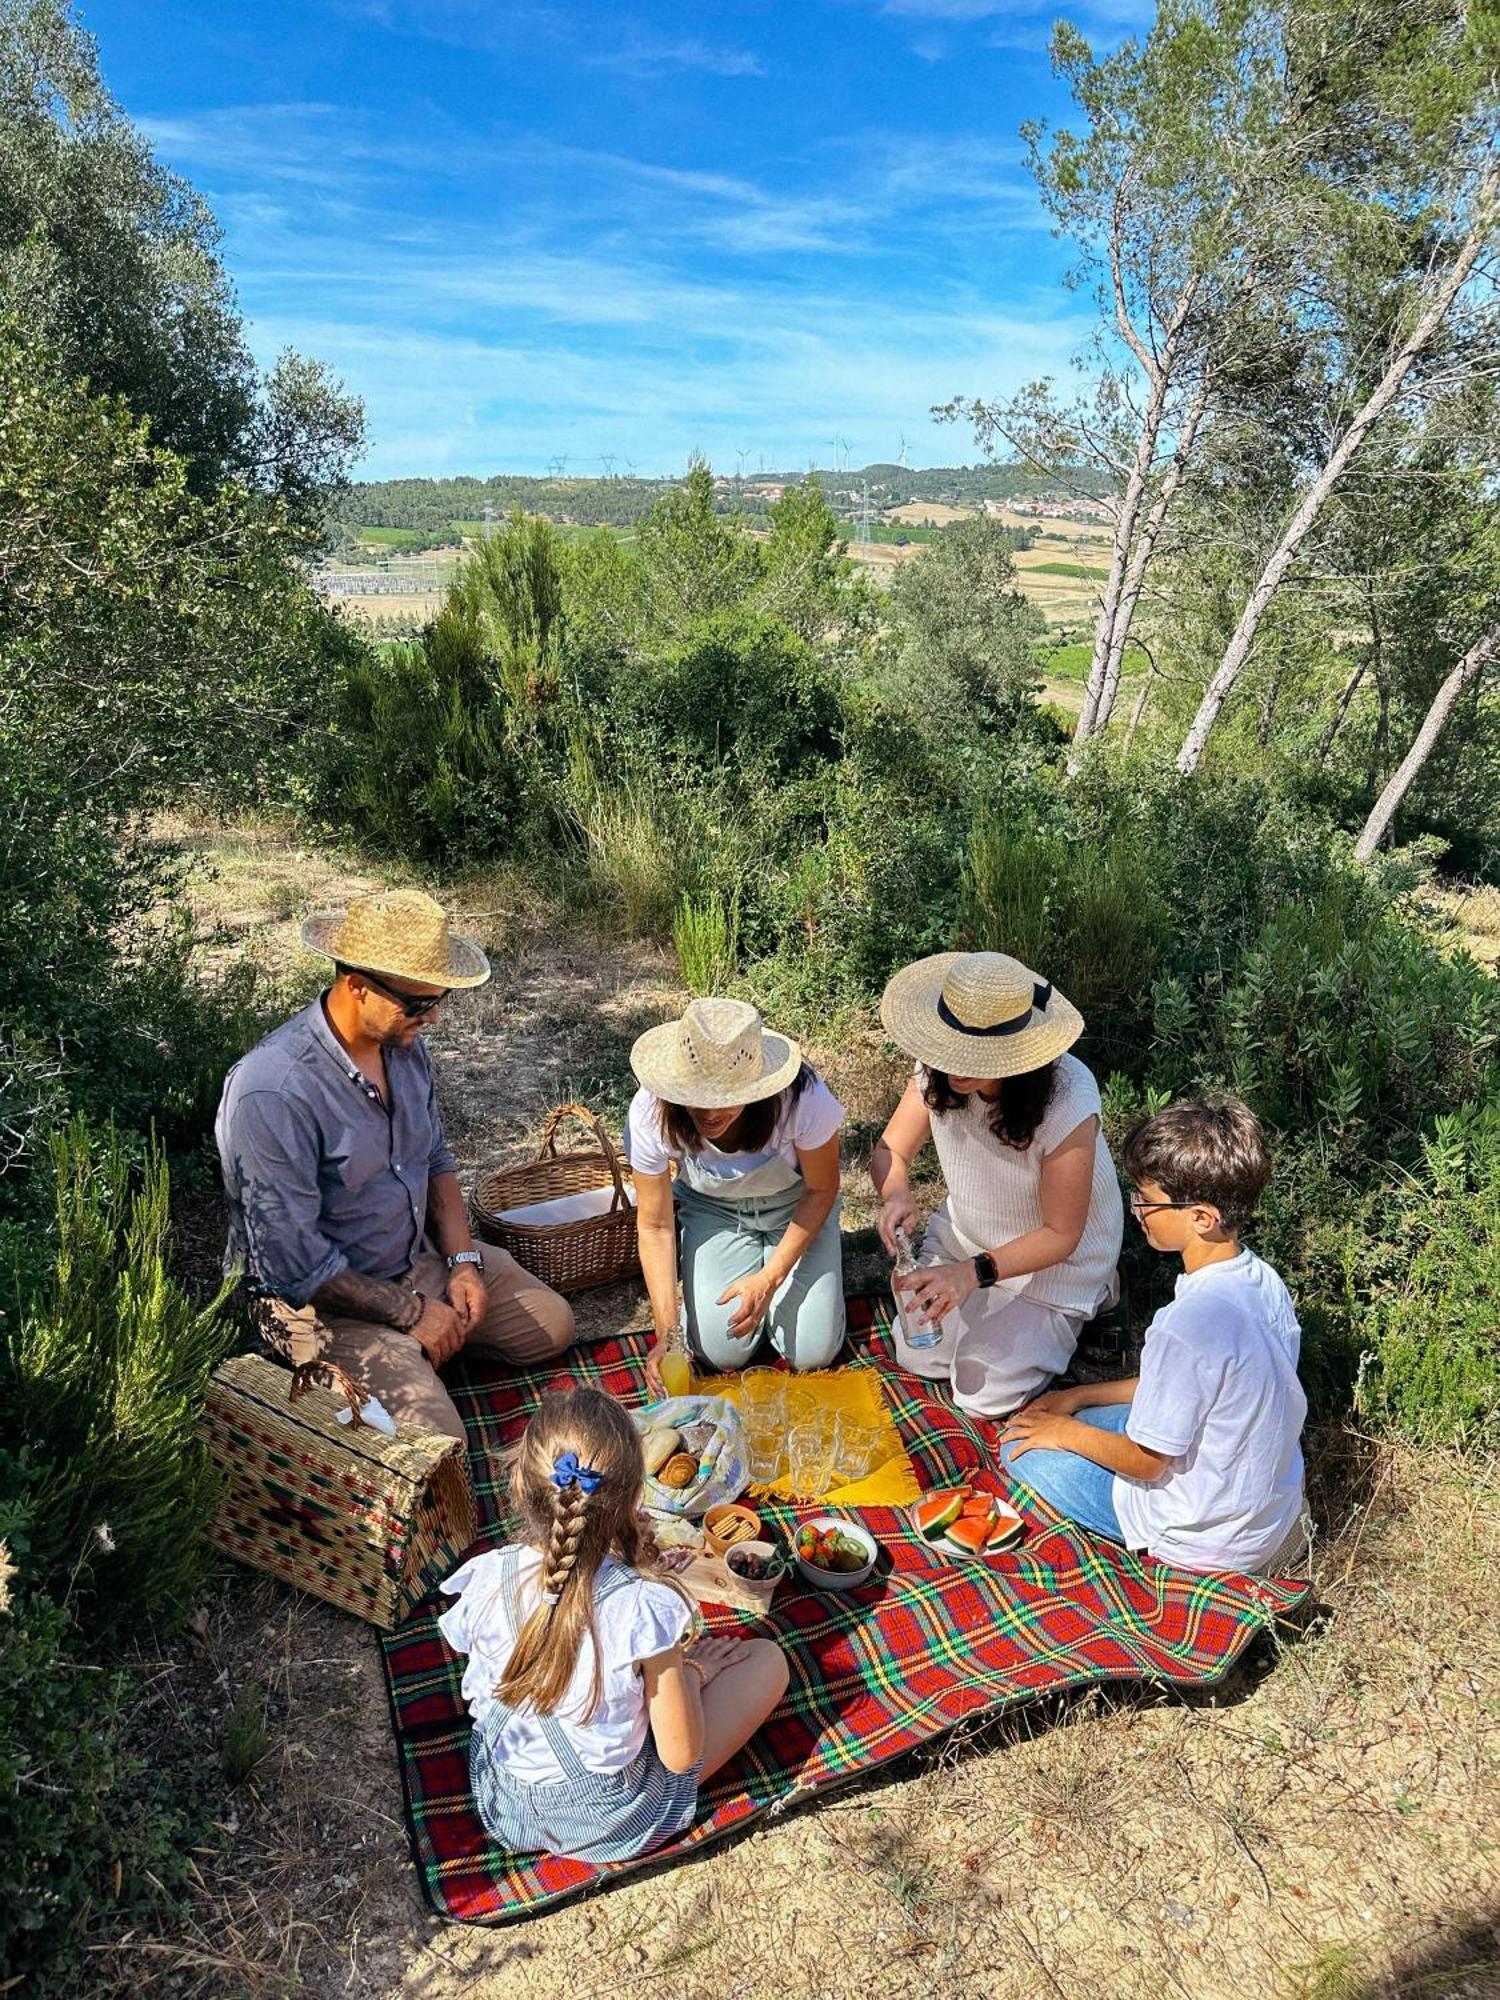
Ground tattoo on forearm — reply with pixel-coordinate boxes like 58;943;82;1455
313;1269;420;1331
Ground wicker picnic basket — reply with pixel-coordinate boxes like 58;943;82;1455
469;1100;639;1294
201;1354;476;1630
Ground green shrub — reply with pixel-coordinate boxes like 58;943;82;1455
0;1122;238;1627
0;1524;210;1996
958;812;1169;1081
1348;1103;1500;1448
674;889;740;993
322;617;522;863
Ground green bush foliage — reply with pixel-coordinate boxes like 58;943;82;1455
1348;1105;1500;1448
0;1571;201;1993
0;1123;239;1627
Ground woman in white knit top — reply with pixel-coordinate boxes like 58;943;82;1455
870;952;1124;1417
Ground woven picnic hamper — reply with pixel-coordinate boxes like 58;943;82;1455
201;1354;476;1630
469;1100;639;1294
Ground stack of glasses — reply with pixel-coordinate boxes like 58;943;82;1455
736;1370;887;1499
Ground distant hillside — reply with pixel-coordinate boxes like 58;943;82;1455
328;462;1114;551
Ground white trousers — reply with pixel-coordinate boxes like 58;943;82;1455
892;1208;1086;1418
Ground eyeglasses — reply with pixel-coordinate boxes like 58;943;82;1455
351;967;448;1018
1128;1192;1204;1216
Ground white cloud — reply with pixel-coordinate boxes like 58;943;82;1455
585;34;765;78
138;90;1091;479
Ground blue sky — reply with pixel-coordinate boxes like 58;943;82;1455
83;0;1147;479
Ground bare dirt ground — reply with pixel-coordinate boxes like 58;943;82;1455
98;827;1500;2000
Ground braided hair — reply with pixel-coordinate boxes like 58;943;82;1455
496;1387;665;1720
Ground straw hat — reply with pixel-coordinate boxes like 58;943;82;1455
300;889;491;989
630;998;802;1109
880;951;1082;1078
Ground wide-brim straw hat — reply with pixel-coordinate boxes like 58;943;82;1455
880;950;1082;1078
631;998;802;1109
300;889;491;988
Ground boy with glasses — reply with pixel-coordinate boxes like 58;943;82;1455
1000;1097;1309;1575
216;889;576;1442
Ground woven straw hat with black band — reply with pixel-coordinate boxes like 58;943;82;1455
880;951;1082;1079
300;889;491;989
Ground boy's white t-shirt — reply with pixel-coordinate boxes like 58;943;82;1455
1113;1249;1307;1572
437;1549;691;1782
624;1078;845;1188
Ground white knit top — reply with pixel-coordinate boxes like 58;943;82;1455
922;1053;1124;1316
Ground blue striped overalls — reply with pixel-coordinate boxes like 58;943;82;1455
468;1548;701;1863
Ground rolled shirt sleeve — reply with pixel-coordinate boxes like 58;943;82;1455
224;1090;349;1307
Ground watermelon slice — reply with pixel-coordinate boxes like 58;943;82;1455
986;1506;1024;1549
960;1493;998;1521
911;1491;965;1542
943;1514;994;1556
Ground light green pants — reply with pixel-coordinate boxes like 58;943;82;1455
676;1180;845;1372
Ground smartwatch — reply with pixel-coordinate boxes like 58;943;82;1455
973;1252;999;1289
447;1249;483;1272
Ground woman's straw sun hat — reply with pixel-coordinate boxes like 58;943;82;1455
300;889;491;989
880;951;1081;1079
631;998;802;1109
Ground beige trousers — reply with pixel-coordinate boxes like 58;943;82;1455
262;1243;576;1443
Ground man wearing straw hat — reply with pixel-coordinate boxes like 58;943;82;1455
216;890;576;1442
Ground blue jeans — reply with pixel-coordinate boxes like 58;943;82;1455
1001;1403;1129;1540
676;1181;845;1373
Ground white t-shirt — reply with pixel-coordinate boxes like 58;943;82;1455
1113;1250;1307;1573
437;1548;691;1782
624;1078;845;1188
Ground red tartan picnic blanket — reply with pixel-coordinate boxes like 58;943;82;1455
380;1299;1311;1925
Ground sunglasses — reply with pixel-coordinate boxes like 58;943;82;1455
1129;1191;1208;1216
352;967;449;1018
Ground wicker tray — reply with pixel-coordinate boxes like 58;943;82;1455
470;1101;639;1294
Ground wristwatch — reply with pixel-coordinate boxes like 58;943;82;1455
447;1249;483;1272
973;1252;999;1289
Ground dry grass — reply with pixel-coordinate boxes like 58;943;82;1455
99;824;1500;2000
1426;884;1500;973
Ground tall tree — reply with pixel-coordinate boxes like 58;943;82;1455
1354;621;1500;858
1176;154;1499;772
0;0;363;531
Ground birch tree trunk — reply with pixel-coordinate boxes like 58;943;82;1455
1087;381;1209;743
1353;621;1500;860
1315;658;1367;763
1072;263;1202;758
1174;183;1495;776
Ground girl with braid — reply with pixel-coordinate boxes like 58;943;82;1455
438;1387;789;1862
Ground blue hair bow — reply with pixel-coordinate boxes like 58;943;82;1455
550;1451;603;1495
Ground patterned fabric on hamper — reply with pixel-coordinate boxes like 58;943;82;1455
381;1299;1312;1925
202;1353;476;1629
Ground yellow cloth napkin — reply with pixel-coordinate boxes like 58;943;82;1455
706;1362;922;1508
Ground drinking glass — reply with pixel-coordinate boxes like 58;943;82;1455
788;1420;836;1500
834;1420;886;1487
739;1367;784;1425
745;1419;783;1487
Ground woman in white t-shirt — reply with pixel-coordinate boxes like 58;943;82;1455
439;1387;787;1863
870;952;1123;1417
626;997;846;1385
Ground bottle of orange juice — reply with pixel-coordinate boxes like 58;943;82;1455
659;1322;692;1400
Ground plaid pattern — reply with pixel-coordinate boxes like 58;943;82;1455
381;1299;1312;1925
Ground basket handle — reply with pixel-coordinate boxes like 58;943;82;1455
289;1359;370;1426
535;1101;630;1213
